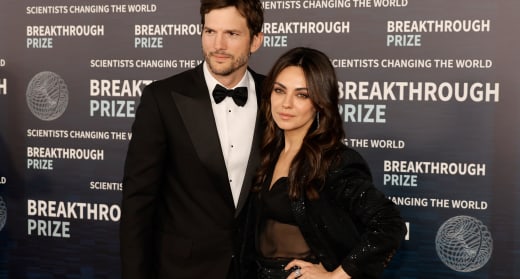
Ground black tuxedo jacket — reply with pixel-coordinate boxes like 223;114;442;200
120;64;265;279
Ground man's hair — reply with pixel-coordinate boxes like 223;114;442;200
200;0;264;38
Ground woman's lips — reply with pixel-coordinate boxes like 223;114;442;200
277;112;294;120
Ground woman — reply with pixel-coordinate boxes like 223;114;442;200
247;47;406;279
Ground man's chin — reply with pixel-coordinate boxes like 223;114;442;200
208;63;234;76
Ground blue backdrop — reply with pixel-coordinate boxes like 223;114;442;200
1;0;519;278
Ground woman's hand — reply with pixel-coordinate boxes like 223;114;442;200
284;259;351;279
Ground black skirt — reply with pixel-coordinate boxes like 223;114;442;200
256;257;319;279
257;257;296;279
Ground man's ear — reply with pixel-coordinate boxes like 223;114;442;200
250;32;264;54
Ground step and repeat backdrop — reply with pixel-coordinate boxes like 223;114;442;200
1;0;519;278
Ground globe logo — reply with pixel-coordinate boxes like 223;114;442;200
0;196;6;231
26;71;69;121
435;215;493;272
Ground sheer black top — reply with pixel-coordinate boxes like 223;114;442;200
257;177;313;259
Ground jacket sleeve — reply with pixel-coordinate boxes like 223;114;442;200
120;82;166;279
330;148;406;279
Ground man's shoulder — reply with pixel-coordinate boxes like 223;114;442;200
248;67;266;81
140;66;204;99
154;66;202;87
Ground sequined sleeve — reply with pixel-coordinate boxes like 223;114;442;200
329;147;406;278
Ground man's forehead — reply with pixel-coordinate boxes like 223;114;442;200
204;7;247;26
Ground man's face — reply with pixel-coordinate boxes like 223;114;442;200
202;6;261;81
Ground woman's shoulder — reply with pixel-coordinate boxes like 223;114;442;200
333;145;368;166
328;144;372;179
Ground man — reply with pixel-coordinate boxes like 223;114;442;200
120;0;264;278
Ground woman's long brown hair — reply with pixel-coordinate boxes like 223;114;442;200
254;47;345;200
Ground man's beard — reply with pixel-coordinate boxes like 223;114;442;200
205;51;248;76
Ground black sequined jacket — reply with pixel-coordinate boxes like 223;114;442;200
241;146;407;279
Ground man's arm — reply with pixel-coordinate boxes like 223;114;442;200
120;84;167;279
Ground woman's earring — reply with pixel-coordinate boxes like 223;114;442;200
316;111;320;129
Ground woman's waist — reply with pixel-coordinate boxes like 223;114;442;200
257;255;319;267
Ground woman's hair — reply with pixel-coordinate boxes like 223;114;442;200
254;47;346;200
200;0;264;39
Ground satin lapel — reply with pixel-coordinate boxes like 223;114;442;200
170;66;234;206
235;115;261;216
235;72;265;216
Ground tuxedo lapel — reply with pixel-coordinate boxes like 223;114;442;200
170;66;235;207
235;71;265;216
235;116;261;216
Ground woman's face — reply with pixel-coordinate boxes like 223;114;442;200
270;66;316;136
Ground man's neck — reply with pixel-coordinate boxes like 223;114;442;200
212;67;248;88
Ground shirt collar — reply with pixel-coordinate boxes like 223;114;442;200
203;61;250;95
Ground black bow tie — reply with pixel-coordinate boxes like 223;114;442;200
212;84;248;107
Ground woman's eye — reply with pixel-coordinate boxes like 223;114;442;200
273;88;284;94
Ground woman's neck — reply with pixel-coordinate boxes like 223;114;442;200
282;130;305;155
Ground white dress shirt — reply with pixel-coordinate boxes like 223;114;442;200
203;62;258;207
